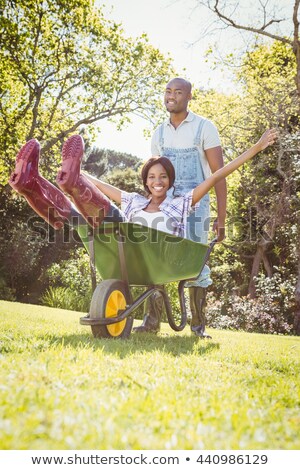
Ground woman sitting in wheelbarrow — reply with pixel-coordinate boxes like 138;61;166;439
9;129;277;236
9;129;278;338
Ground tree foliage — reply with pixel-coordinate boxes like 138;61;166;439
105;167;144;195
83;144;142;178
0;0;172;302
191;40;299;332
195;0;300;99
191;0;300;332
0;0;173;183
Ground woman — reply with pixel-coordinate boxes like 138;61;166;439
9;129;278;234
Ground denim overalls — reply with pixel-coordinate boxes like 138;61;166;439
157;119;212;287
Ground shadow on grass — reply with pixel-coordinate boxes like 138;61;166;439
46;331;220;357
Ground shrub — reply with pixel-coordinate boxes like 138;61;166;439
44;247;95;295
206;271;295;335
0;277;16;301
40;248;96;312
41;286;91;312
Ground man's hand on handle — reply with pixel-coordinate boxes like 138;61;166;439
212;219;226;243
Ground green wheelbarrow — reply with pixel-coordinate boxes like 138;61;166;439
76;222;217;339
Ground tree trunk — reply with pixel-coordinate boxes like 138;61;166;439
292;0;300;100
248;239;273;298
248;246;263;298
294;259;300;335
294;219;300;335
262;252;273;278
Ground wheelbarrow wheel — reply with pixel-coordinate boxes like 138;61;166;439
90;279;133;339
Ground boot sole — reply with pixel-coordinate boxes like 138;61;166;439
9;139;40;192
56;135;84;193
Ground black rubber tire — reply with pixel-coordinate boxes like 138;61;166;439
90;279;133;339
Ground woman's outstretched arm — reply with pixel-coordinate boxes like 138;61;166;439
192;129;278;206
82;172;122;204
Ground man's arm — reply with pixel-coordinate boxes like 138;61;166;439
205;146;227;242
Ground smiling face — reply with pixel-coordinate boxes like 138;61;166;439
164;78;192;114
146;163;170;198
141;157;175;196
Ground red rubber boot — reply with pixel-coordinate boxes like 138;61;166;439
9;139;40;192
56;135;110;228
9;139;72;229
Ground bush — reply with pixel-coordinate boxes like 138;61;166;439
206;271;295;335
43;247;96;295
40;248;97;312
0;277;16;301
40;286;91;312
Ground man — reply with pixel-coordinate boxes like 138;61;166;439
133;77;227;337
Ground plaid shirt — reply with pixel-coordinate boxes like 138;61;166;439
121;190;199;238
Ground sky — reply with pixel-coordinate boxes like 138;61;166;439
95;0;292;160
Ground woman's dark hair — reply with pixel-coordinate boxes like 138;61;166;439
141;156;175;194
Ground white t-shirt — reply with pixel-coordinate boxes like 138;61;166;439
131;210;174;235
151;111;221;179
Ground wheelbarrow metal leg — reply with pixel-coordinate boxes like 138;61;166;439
81;286;158;326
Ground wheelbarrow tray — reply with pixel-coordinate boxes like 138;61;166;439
77;222;209;286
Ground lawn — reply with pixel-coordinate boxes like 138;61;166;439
0;300;299;450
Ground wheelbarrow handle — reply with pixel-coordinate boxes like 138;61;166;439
209;237;218;249
203;237;218;264
183;237;218;284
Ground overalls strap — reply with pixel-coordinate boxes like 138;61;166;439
158;123;165;155
194;118;206;147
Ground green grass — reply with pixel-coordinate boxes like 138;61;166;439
0;300;299;450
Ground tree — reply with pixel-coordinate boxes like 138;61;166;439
105;167;144;195
191;41;299;334
83;145;142;178
194;0;300;101
0;0;173;184
234;42;299;298
187;1;300;331
0;0;173;302
82;145;108;179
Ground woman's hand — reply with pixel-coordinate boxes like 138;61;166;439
257;128;278;151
